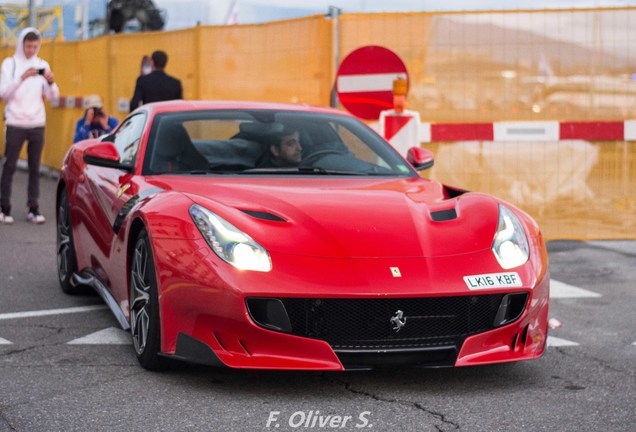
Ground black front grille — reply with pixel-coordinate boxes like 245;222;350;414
276;295;508;350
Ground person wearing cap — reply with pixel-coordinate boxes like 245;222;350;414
0;27;59;225
73;94;118;143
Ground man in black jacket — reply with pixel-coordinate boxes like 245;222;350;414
129;50;182;111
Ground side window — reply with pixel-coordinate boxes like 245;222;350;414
113;114;146;165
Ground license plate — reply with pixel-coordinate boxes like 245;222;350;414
463;272;522;290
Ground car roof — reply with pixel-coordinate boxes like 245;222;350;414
135;100;349;117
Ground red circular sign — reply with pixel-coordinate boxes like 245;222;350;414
336;46;408;120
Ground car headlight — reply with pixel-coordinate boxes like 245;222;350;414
189;204;272;272
492;205;529;269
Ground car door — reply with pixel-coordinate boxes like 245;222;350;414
84;113;147;261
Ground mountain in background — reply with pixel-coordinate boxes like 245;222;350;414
432;16;635;71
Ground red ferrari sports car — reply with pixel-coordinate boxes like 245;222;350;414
57;101;549;371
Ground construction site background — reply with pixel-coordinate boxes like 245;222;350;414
0;7;634;240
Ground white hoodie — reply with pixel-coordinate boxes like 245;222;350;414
0;27;60;128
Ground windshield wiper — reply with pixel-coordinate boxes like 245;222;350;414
299;167;367;175
170;170;231;175
241;167;366;175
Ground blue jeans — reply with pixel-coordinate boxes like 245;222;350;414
1;126;45;213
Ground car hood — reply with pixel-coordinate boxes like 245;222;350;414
151;176;500;258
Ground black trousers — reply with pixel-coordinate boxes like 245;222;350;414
1;125;45;213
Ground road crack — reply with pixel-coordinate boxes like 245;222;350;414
1;369;142;411
0;407;17;431
323;375;460;431
554;347;625;373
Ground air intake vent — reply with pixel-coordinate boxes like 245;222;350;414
240;209;286;222
493;293;528;327
245;298;292;332
430;208;457;221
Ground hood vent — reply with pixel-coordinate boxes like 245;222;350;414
430;208;457;221
240;209;286;222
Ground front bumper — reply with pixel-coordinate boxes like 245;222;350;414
153;238;549;370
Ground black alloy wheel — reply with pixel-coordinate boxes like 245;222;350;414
57;189;80;294
129;228;166;370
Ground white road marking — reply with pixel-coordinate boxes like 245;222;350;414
547;336;580;347
67;327;131;345
550;279;602;298
0;305;107;320
0;337;13;345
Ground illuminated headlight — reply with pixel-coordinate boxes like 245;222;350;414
189;204;272;272
492;205;529;269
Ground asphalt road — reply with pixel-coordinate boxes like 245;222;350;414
1;170;635;432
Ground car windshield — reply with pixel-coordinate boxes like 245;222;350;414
142;109;417;177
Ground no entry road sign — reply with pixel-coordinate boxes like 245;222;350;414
336;46;408;120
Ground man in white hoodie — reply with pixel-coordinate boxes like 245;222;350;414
0;27;59;224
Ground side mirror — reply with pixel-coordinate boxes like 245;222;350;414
83;141;133;171
407;147;434;170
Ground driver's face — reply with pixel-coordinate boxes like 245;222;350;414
274;132;302;165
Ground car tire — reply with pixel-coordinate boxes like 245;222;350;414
57;188;81;295
129;228;167;370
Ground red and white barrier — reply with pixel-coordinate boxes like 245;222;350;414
379;110;422;156
51;96;131;113
370;119;635;143
51;99;636;142
50;96;86;109
419;120;636;142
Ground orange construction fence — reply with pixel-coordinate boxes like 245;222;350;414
0;8;634;240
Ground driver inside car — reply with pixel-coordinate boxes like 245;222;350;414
259;128;303;167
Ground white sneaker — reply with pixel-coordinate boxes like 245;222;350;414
0;212;14;224
26;208;46;224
